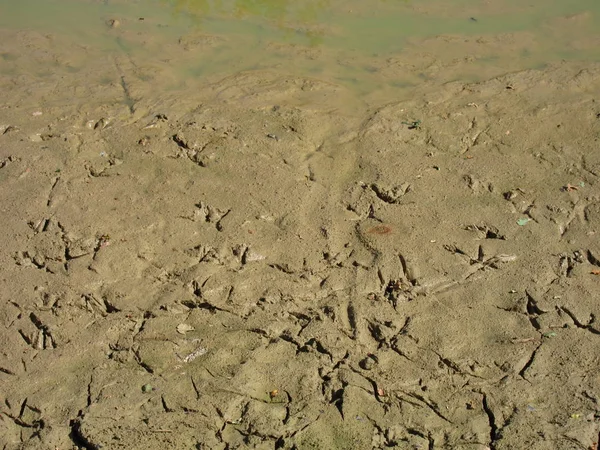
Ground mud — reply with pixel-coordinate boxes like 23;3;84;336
1;16;600;450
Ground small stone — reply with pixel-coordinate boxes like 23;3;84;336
176;323;195;335
244;250;266;263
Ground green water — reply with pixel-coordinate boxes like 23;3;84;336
1;0;600;99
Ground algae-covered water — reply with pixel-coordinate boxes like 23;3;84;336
1;0;600;100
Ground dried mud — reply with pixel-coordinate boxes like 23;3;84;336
1;26;600;450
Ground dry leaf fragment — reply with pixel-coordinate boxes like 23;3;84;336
367;224;393;235
563;184;579;192
182;345;207;363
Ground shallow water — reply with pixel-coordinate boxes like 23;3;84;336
1;0;600;103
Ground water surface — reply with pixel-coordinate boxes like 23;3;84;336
1;0;599;104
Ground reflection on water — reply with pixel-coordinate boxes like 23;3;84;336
0;0;599;105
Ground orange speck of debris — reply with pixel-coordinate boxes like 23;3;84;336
367;225;393;235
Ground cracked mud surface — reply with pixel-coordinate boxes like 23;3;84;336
2;29;600;450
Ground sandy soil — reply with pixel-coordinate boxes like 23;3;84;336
1;24;600;450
